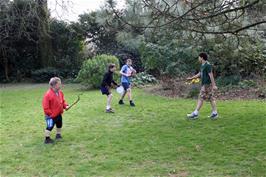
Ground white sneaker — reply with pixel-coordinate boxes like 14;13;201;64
187;112;199;119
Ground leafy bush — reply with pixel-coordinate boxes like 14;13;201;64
186;86;200;99
131;72;157;86
31;67;66;83
76;54;120;88
50;20;85;71
139;40;198;77
239;80;257;89
216;75;241;86
204;36;266;78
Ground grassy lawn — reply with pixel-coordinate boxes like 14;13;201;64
0;84;265;176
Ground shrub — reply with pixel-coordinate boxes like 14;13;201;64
139;41;198;77
239;80;257;89
31;67;65;83
216;75;241;86
186;86;200;99
131;72;157;86
76;54;120;88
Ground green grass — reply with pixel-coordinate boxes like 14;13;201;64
0;84;265;177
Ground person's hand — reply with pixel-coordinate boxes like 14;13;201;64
186;77;193;81
65;105;70;111
212;85;218;90
131;70;136;76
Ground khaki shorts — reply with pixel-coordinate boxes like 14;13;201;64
199;85;216;101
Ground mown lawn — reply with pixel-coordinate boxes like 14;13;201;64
0;84;265;177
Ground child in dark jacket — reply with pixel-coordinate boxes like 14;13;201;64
100;64;119;113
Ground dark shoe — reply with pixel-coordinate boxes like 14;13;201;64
119;100;124;105
106;108;115;113
130;101;135;107
44;137;54;144
55;134;62;140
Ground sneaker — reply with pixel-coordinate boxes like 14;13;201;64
130;101;135;107
44;137;54;144
209;113;219;120
106;108;115;113
187;112;198;119
119;100;124;105
55;134;62;140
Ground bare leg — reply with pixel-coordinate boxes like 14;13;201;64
56;128;61;135
195;86;205;113
196;99;204;112
127;88;132;101
120;91;127;101
210;99;217;113
107;94;112;109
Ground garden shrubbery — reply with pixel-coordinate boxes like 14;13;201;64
131;72;157;86
76;54;120;88
31;67;65;83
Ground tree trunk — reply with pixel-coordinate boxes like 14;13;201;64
36;0;53;67
1;47;10;81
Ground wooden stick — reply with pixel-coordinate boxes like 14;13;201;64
66;95;81;111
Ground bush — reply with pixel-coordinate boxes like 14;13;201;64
76;54;120;88
216;75;241;86
31;67;66;83
186;86;200;99
131;72;157;86
239;80;257;89
139;40;198;77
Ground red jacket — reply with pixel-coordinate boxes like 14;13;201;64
42;88;68;118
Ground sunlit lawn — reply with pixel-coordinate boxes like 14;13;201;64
0;84;265;176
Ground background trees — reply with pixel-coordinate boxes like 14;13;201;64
0;0;265;83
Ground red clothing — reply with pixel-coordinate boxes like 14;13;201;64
42;88;68;119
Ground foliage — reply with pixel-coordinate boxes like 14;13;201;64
107;0;266;81
0;0;41;81
216;75;242;87
50;20;85;72
139;39;198;77
205;37;266;78
186;86;200;99
76;54;120;88
131;72;157;86
31;67;65;83
1;0;265;84
74;11;119;54
0;1;85;82
238;80;258;89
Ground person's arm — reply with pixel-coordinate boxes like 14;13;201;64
129;66;136;76
112;80;119;86
187;72;200;80
129;66;136;73
208;72;218;90
102;73;109;87
42;94;52;116
120;65;130;77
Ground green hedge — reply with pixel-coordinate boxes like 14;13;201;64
31;67;64;83
76;54;120;88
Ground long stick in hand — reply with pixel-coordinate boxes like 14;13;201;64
66;94;81;111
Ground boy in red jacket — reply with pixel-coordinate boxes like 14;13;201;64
42;77;69;144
